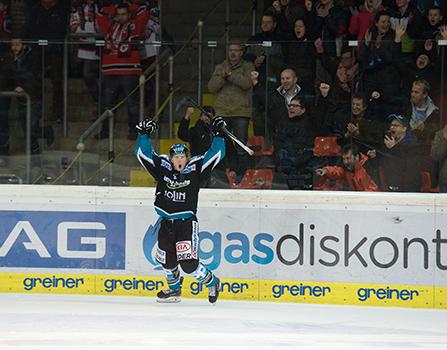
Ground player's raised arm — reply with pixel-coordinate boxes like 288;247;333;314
134;118;160;179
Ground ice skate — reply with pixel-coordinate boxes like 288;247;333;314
157;277;183;303
207;277;220;304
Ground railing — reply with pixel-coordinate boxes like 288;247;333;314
76;109;114;186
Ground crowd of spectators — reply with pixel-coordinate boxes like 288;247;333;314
0;0;160;167
206;0;447;192
0;0;447;193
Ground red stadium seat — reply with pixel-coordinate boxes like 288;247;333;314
226;168;273;189
312;136;342;190
313;137;341;157
247;136;274;156
420;171;439;193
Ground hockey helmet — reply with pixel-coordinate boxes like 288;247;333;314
169;143;191;159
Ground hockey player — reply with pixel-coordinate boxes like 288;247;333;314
135;116;227;303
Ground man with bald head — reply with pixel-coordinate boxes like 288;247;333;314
267;67;303;136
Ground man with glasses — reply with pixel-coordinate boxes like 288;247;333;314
273;95;321;189
369;114;421;192
208;43;254;183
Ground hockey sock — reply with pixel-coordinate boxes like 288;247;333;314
191;263;217;287
162;265;182;290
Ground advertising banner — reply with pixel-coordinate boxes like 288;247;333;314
0;186;445;309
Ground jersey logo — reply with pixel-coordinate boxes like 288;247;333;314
155;245;166;264
176;240;197;261
164;190;186;202
163;176;190;190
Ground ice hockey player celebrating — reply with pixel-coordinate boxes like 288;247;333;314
135;116;227;303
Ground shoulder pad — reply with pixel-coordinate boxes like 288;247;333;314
160;158;172;170
188;156;203;165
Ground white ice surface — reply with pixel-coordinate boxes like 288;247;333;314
0;294;446;350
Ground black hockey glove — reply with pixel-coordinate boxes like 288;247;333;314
136;118;158;135
211;116;227;137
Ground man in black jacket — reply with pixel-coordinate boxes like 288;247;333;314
0;38;47;157
274;95;321;189
177;106;214;157
372;114;422;192
24;0;69;123
244;12;284;137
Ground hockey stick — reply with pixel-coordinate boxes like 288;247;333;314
186;98;255;156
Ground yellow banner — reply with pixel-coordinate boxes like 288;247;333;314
1;273;445;309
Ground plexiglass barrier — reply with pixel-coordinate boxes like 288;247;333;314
0;0;445;193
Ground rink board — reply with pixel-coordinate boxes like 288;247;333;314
0;185;446;309
0;273;446;309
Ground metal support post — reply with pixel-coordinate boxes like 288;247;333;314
168;55;174;138
63;37;69;137
225;0;230;52
108;112;114;186
251;0;257;36
197;19;204;105
155;47;160;113
139;74;145;122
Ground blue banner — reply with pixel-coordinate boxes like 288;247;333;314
0;211;126;269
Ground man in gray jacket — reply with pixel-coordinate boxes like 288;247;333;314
208;43;254;182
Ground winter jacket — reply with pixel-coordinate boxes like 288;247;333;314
342;114;387;151
408;96;440;146
311;4;348;56
267;84;303;135
323;153;378;191
316;52;356;111
357;32;401;96
283;34;316;92
177;118;212;157
274;111;317;168
389;2;422;53
24;2;69;40
380;132;422;192
207;59;254;118
2;46;42;99
244;31;284;86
